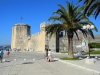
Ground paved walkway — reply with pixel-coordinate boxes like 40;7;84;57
0;58;100;75
0;51;100;75
59;58;100;74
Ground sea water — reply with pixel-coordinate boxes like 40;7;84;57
0;45;11;51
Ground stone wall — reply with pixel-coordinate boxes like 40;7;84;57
11;24;30;50
29;31;45;52
11;22;100;52
59;31;100;52
11;22;47;52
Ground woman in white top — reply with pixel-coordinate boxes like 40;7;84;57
48;49;52;62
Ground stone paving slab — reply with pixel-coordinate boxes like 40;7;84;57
59;59;100;74
1;51;100;75
0;59;99;75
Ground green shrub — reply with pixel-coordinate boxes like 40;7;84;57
60;52;67;53
85;50;100;54
60;57;82;60
89;42;100;48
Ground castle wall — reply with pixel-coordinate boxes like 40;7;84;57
59;30;87;52
29;31;45;52
26;22;47;52
48;36;57;52
11;22;100;52
45;34;57;52
59;31;100;52
11;24;30;50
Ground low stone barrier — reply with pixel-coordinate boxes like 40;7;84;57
90;48;100;50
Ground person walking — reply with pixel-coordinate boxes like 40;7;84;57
6;49;10;56
47;49;52;62
0;49;4;62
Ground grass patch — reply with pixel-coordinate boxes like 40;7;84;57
60;57;82;60
60;52;67;53
85;50;100;54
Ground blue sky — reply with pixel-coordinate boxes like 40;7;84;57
0;0;100;46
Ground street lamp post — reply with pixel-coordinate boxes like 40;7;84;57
83;25;94;58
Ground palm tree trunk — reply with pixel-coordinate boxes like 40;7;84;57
67;33;74;58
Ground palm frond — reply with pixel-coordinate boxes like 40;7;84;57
48;16;60;22
52;9;64;16
78;28;88;37
45;24;63;38
58;4;67;17
88;29;95;39
74;31;79;40
80;0;100;19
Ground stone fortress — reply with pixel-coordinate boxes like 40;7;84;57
11;22;100;52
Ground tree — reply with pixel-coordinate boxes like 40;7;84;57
79;0;100;19
45;1;98;58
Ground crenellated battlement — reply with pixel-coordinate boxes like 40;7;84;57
31;32;41;36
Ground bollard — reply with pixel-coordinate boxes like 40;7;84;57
33;58;35;60
24;59;27;61
14;59;17;61
3;59;6;62
95;56;98;59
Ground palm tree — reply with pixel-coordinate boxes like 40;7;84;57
45;1;98;58
79;0;100;19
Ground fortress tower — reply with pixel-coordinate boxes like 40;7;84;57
11;23;30;50
11;22;59;52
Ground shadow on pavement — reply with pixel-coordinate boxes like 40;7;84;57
51;60;58;62
22;62;34;64
5;60;11;62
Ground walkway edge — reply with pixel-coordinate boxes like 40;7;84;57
58;60;100;74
